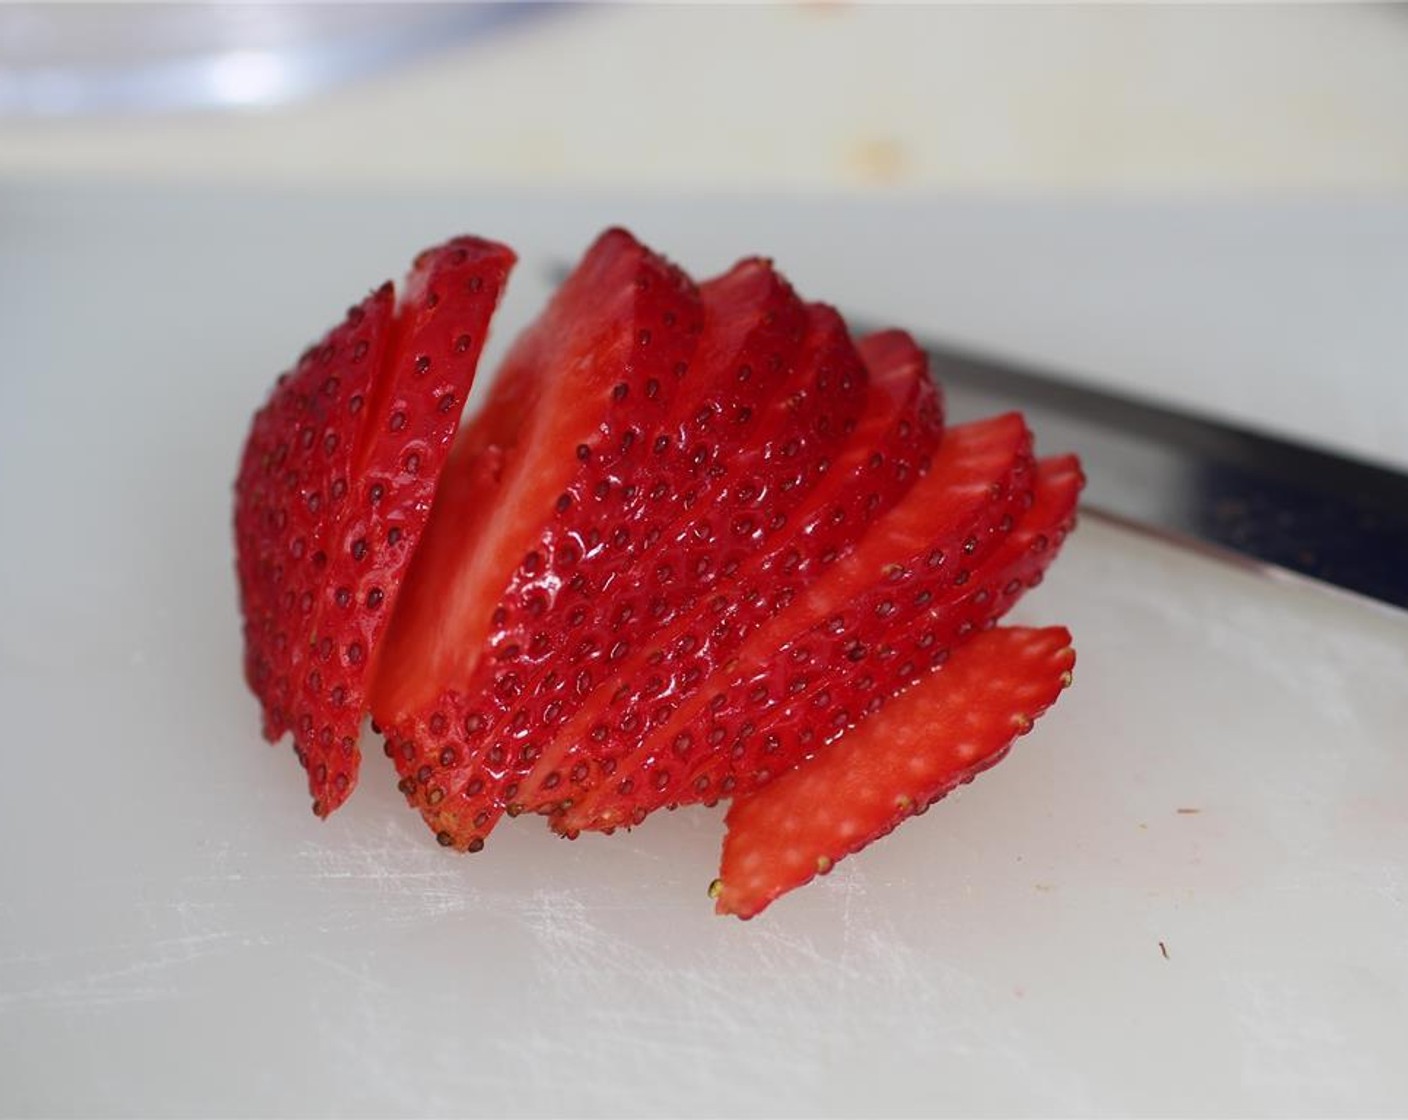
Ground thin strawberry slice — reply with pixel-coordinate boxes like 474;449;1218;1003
524;330;942;813
713;625;1077;919
234;236;514;816
785;454;1082;755
236;285;394;746
577;453;1080;833
555;412;1038;834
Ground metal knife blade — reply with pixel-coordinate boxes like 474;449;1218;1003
919;338;1408;612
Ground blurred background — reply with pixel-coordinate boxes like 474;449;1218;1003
2;2;1406;197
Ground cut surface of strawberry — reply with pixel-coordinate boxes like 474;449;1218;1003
713;625;1077;920
234;237;515;815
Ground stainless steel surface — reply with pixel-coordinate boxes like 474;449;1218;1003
922;340;1408;612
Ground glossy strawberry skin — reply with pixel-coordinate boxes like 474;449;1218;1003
714;625;1077;919
555;413;1048;834
764;454;1083;770
577;454;1079;834
234;237;515;816
236;283;396;754
674;452;1082;810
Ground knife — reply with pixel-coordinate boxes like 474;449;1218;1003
917;337;1408;612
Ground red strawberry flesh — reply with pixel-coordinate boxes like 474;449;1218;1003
713;625;1077;919
234;236;515;815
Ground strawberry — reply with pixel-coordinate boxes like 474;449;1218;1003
712;625;1077;919
234;237;515;816
554;413;1047;835
235;226;1084;920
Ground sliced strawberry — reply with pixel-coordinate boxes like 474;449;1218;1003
582;453;1079;833
713;625;1077;919
234;236;514;816
677;452;1083;808
370;245;877;850
525;329;942;813
235;225;1085;920
555;413;1040;835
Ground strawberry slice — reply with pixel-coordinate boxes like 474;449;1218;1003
555;412;1040;834
713;625;1077;919
370;243;875;850
676;452;1083;810
234;237;514;816
783;454;1082;759
521;329;942;814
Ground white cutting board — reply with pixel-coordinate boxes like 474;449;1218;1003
1;186;1406;1116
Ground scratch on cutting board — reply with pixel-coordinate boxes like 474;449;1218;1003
0;826;499;1017
1233;971;1374;1099
834;861;868;980
516;888;740;1007
1371;863;1406;910
288;829;506;925
298;953;434;1108
0;930;242;1012
488;866;1091;1110
308;951;394;994
514;885;858;1084
505;891;787;1096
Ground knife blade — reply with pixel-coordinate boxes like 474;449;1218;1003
917;337;1408;612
